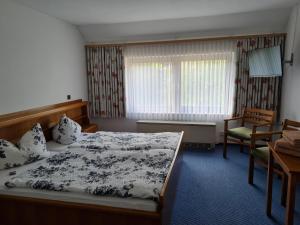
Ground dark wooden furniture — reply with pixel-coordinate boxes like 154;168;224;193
249;119;300;185
223;108;275;158
0;100;183;225
267;142;300;225
83;123;98;133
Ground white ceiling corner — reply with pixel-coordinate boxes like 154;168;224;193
12;0;299;42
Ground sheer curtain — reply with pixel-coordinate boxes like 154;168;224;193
124;40;236;121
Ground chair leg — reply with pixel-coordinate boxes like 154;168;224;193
240;140;244;153
223;134;227;159
281;172;288;207
248;154;254;184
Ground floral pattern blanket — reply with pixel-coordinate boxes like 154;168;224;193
5;148;174;201
70;131;182;151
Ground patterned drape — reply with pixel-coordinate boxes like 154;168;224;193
233;35;285;120
86;46;125;118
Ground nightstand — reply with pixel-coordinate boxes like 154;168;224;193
82;123;98;133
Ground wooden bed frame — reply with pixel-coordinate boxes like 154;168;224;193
0;100;184;225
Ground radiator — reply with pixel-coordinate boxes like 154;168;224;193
136;120;216;145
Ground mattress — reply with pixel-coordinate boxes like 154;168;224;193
0;142;158;212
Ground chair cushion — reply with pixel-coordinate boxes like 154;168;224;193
252;146;269;162
227;127;253;139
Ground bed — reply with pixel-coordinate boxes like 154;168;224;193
0;100;184;225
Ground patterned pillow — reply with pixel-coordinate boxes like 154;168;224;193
19;123;50;163
0;139;27;170
52;115;82;144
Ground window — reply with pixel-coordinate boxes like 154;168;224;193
124;41;236;121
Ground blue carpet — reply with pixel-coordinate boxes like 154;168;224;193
170;144;300;225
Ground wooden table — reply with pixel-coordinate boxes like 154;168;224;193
266;142;300;225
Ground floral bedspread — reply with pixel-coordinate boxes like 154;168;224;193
5;148;174;201
70;131;182;151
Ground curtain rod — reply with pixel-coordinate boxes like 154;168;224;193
85;32;286;48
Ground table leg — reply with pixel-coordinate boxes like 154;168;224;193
266;150;274;216
281;173;287;207
285;175;296;225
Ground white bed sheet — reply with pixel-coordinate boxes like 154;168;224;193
46;141;70;152
0;144;158;212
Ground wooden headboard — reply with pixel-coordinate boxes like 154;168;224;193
0;99;92;143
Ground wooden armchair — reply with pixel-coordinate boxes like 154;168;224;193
248;119;300;206
249;119;300;183
223;108;275;158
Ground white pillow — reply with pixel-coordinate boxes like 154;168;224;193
52;115;82;144
0;139;27;170
19;123;50;163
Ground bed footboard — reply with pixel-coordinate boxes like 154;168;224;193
0;195;161;225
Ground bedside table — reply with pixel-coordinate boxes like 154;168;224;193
82;124;98;133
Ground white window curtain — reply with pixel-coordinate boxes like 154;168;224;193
124;40;236;121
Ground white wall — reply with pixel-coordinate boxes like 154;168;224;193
0;0;87;115
281;4;300;121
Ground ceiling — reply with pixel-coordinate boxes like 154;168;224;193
13;0;299;25
79;8;291;42
12;0;299;42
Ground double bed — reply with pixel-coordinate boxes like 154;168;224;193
0;100;184;225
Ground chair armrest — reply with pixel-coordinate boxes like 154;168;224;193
253;122;272;128
252;122;272;134
250;131;282;140
224;116;243;122
224;116;244;133
250;130;282;151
